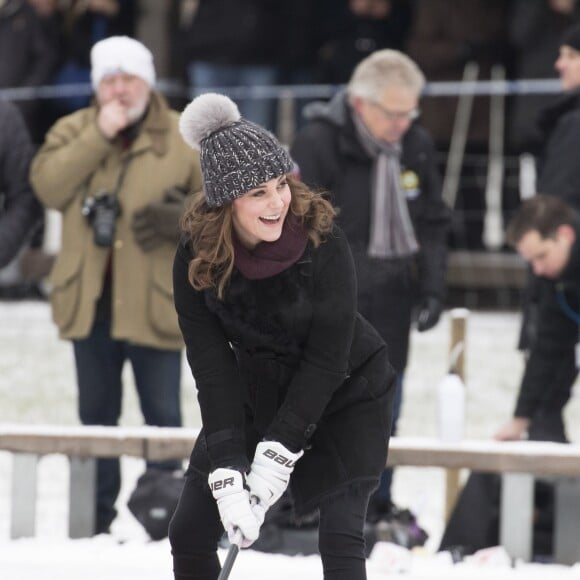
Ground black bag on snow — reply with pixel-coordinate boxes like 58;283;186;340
127;468;185;540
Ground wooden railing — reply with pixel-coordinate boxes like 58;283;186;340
2;424;580;564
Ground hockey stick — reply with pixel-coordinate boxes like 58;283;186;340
218;539;240;580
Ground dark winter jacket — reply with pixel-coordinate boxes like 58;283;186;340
317;0;414;84
290;91;450;370
507;0;580;153
173;225;395;513
0;0;59;130
0;0;58;89
518;91;580;353
536;90;580;210
181;0;284;66
62;0;136;69
405;0;510;146
515;222;580;420
0;100;42;267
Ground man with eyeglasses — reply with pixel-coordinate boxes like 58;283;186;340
291;49;450;534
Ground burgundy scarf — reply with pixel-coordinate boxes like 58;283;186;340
233;213;308;280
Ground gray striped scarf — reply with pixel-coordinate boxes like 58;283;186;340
353;111;419;258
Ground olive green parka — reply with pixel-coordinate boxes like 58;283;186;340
31;92;202;349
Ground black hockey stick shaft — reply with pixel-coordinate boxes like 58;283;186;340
217;542;239;580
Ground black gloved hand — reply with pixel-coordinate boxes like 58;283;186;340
131;186;187;252
416;296;443;332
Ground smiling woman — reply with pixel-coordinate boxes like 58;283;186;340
231;175;291;249
167;93;397;580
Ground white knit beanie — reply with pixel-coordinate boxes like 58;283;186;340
90;36;156;89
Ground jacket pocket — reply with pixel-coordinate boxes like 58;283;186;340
47;252;82;333
149;259;181;339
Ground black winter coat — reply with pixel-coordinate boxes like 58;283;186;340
0;1;58;89
0;0;59;131
536;90;580;209
181;0;284;66
173;225;395;513
514;223;580;420
519;92;580;351
290;92;450;371
0;100;42;267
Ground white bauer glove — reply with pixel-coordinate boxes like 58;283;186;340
246;441;304;520
208;468;261;548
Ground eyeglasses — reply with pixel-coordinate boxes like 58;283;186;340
369;101;420;122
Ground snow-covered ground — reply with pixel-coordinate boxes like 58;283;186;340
2;301;580;579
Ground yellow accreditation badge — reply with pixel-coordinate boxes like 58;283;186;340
400;170;420;199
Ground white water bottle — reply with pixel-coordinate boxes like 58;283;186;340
437;372;465;442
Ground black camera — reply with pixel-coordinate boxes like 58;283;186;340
82;192;121;248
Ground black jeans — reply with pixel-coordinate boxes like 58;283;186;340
352;248;413;509
169;475;371;580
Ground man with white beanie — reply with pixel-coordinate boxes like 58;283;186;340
30;36;202;536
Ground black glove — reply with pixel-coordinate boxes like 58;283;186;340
416;297;443;332
131;186;187;252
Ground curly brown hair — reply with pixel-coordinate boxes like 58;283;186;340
180;175;336;299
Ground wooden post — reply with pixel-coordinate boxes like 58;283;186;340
444;308;469;522
450;308;467;378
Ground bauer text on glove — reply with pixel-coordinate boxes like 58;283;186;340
246;441;303;512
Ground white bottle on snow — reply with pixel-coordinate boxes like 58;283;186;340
437;372;465;443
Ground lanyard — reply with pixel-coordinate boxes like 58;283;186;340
556;288;580;344
557;288;580;369
556;287;580;324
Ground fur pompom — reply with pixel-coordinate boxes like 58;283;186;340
179;93;241;149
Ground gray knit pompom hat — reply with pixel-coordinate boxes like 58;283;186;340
179;93;293;207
